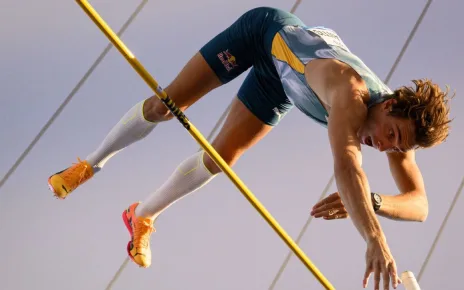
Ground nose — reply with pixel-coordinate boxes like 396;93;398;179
376;139;393;152
377;142;386;152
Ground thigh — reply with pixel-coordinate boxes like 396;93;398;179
158;52;222;112
145;51;223;120
203;96;274;173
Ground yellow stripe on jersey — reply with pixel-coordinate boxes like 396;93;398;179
271;33;305;74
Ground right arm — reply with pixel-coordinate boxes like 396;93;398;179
327;86;383;242
326;81;399;289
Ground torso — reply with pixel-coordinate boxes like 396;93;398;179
271;25;392;127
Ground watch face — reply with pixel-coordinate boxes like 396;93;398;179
374;194;381;203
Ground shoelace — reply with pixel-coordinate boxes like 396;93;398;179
133;218;155;248
61;158;92;191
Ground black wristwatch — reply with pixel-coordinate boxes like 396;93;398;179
371;192;382;212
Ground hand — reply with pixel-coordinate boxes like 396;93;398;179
310;192;349;220
363;236;401;290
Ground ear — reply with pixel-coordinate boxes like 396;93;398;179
382;98;397;111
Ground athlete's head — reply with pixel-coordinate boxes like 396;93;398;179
359;79;453;153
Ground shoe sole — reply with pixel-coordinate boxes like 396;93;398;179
122;209;141;266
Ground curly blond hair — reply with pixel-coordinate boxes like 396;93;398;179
386;79;453;148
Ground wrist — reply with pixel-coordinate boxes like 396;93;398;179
366;231;386;243
371;192;382;212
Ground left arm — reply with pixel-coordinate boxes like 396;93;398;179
311;150;428;222
376;150;428;222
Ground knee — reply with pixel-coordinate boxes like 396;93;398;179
202;149;239;175
142;96;175;122
203;152;222;175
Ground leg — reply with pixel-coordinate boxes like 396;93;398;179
47;7;292;199
125;46;295;264
135;96;274;220
47;52;222;199
122;94;276;268
134;50;296;219
47;5;271;199
123;67;294;266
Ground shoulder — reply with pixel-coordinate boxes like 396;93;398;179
326;62;370;110
306;59;370;105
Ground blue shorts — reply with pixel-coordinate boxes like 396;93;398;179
199;7;305;126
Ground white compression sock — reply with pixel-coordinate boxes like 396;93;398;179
136;151;217;220
86;100;157;171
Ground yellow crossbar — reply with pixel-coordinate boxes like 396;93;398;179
75;1;334;289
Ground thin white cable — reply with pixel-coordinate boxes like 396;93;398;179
268;1;433;289
417;176;464;281
105;258;130;290
268;175;334;290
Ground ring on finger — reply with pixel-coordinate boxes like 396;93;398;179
328;209;339;216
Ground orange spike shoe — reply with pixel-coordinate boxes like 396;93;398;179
122;202;156;268
48;158;94;199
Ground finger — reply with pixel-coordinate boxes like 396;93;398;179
323;213;349;220
312;192;338;208
374;262;381;290
383;264;390;290
363;263;373;288
311;201;344;216
312;198;328;210
314;207;345;218
389;261;399;289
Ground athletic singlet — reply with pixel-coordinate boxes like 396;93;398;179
270;25;393;127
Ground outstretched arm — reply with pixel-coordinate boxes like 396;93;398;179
327;90;383;241
328;86;400;289
375;150;428;222
323;69;400;288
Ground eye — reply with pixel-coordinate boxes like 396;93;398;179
388;129;395;140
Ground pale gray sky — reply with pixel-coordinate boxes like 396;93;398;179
1;0;463;289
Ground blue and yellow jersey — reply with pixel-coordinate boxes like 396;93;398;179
271;25;393;127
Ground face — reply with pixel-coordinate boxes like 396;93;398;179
358;99;416;153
